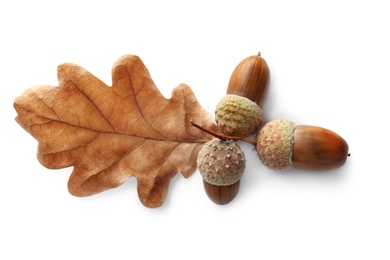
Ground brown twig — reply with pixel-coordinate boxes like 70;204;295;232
190;120;256;146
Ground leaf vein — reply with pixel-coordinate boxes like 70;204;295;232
125;68;167;140
70;77;117;132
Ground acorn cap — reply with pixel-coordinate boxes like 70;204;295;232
256;119;296;170
215;94;263;137
197;138;246;186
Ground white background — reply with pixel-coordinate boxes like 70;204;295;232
1;0;389;259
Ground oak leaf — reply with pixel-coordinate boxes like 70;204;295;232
14;55;218;208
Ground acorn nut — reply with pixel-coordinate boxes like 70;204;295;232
197;138;246;205
256;119;349;171
226;52;270;106
215;52;270;137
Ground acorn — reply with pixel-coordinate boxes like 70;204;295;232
197;138;246;205
256;119;349;171
215;52;270;137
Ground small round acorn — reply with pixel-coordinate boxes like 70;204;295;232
215;52;270;137
197;138;246;205
256;119;349;171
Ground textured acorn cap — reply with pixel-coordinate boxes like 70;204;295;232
256;119;296;171
215;94;263;137
197;138;246;186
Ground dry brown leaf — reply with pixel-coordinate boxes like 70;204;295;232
14;55;218;208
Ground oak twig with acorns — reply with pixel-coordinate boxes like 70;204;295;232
194;52;349;205
196;52;270;205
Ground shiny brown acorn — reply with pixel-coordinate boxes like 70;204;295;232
215;52;270;137
226;52;270;106
256;119;349;171
197;138;246;205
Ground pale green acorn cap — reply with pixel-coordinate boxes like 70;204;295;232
256;119;296;171
215;94;263;137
